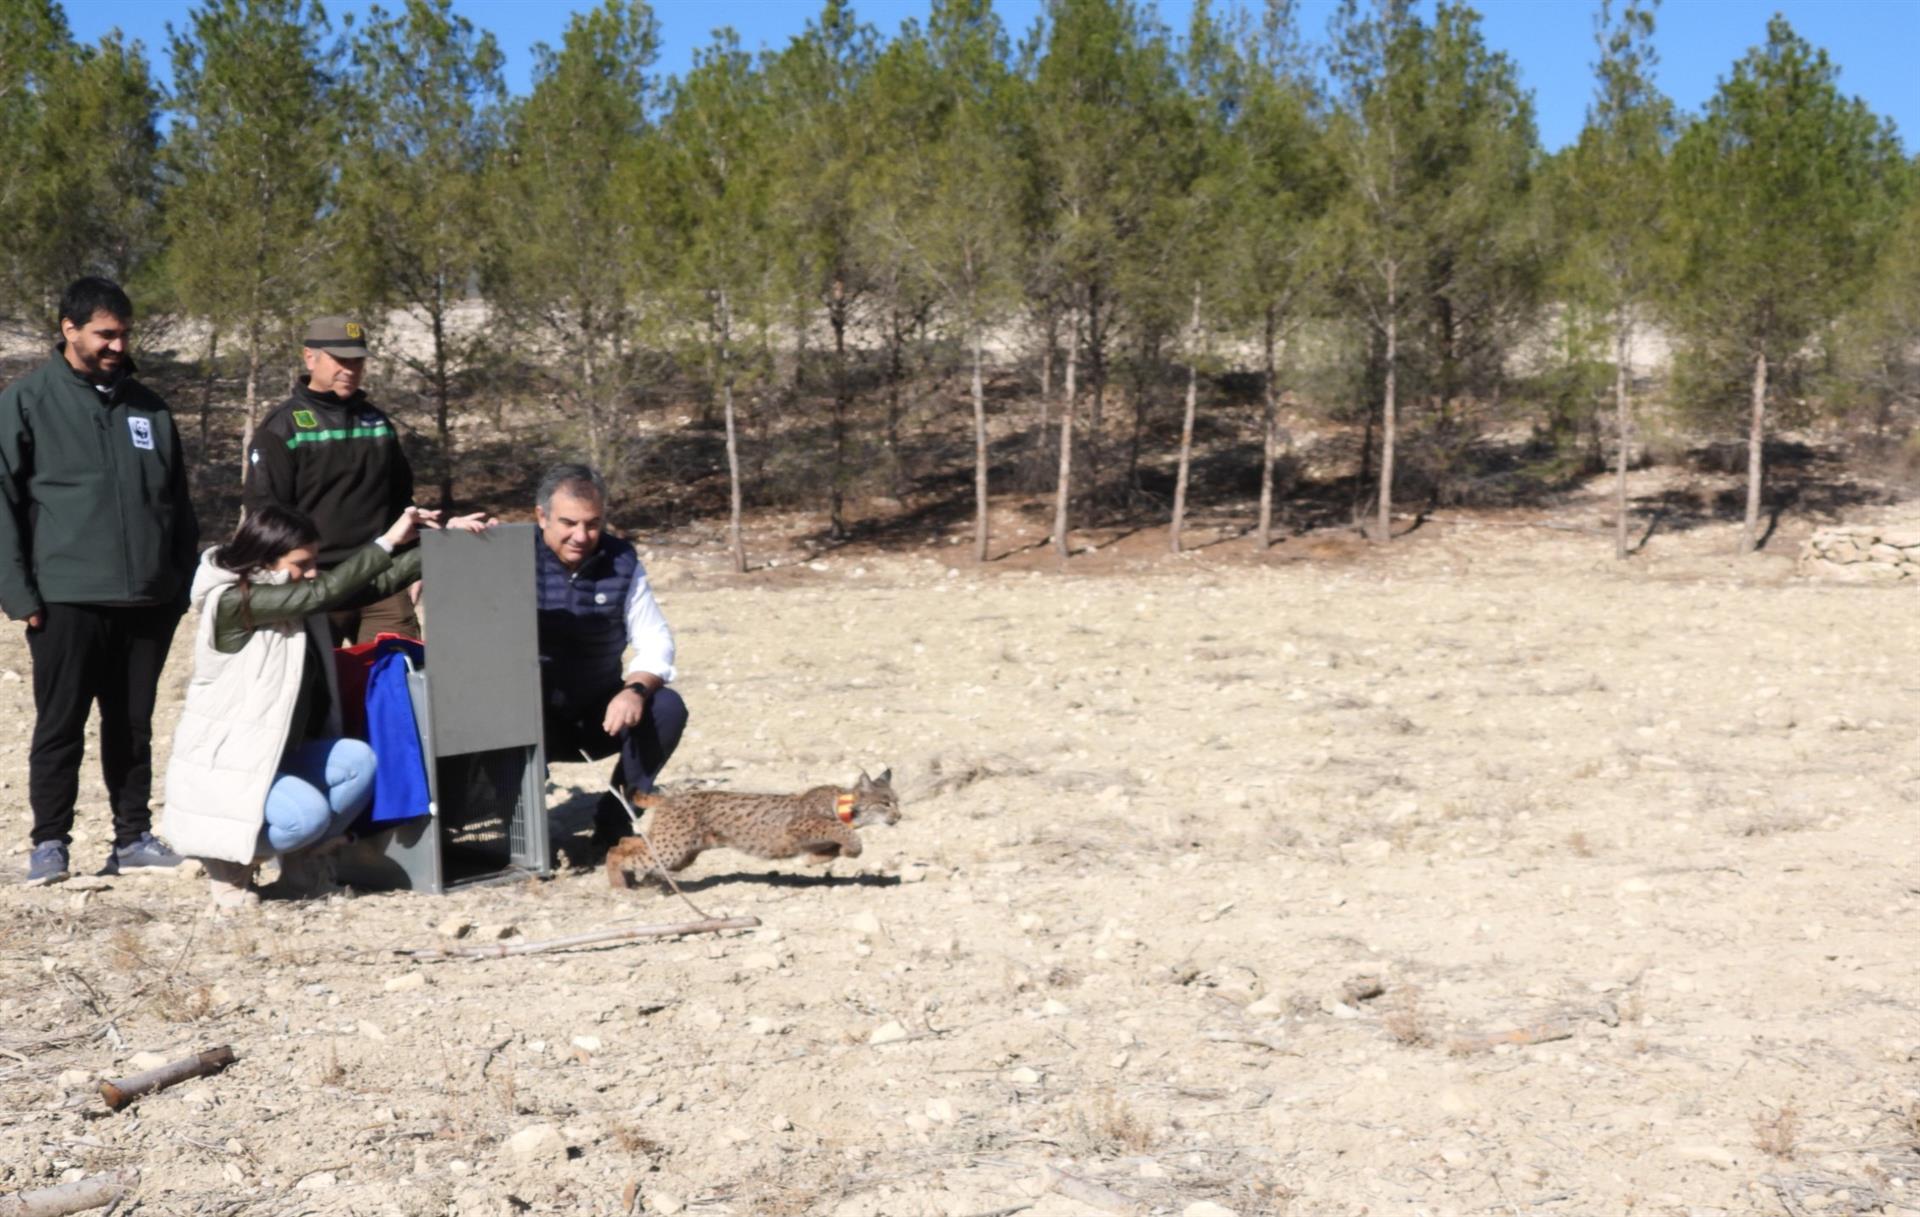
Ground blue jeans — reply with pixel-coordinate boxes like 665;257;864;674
260;738;377;857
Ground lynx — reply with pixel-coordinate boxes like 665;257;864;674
606;769;900;889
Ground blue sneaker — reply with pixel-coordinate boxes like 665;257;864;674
26;842;70;886
109;832;183;874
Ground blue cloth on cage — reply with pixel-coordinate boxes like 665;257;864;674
363;640;430;824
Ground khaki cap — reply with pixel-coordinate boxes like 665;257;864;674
303;315;370;357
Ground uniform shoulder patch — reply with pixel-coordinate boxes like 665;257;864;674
292;409;318;429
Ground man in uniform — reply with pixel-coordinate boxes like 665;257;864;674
242;316;418;643
530;463;688;850
0;277;198;884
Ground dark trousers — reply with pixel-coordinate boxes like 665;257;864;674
542;683;689;801
27;602;182;847
327;587;421;646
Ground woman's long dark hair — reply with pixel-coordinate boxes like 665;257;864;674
212;505;321;629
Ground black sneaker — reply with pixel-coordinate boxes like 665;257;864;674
591;792;633;856
108;832;183;874
26;841;70;886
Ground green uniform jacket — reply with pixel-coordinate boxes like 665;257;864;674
209;543;422;747
0;352;199;620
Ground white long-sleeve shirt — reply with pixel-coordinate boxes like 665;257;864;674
623;562;676;685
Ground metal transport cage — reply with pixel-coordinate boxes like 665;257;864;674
332;524;550;894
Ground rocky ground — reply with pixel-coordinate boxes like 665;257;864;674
5;485;1920;1217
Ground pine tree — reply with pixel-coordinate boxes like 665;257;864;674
764;1;879;541
1028;0;1181;561
489;0;660;477
858;0;1023;561
1670;16;1906;552
1328;0;1537;542
163;0;339;462
660;28;781;573
1558;1;1673;559
0;2;161;333
1223;0;1329;550
340;0;505;508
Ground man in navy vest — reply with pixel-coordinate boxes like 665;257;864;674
533;463;688;850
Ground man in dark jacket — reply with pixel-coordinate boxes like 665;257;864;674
242;316;417;644
0;278;198;884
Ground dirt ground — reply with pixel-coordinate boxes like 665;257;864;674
5;487;1920;1217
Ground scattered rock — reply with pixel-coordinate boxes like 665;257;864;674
868;1021;910;1046
850;910;883;937
925;1098;955;1123
502;1123;568;1166
383;972;427;993
124;1052;169;1072
436;917;473;940
647;1191;687;1215
571;1035;602;1053
1183;1203;1238;1217
1006;1066;1043;1085
474;924;517;941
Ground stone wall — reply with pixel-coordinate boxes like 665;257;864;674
1799;526;1920;582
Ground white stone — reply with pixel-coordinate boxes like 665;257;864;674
740;951;780;971
1675;1144;1737;1169
1007;1066;1043;1085
925;1098;955;1123
502;1123;567;1166
474;924;517;941
1245;994;1285;1017
295;1171;337;1190
571;1036;602;1053
124;1052;169;1072
1183;1204;1238;1217
435;917;472;939
55;1069;92;1090
869;1021;910;1045
850;911;883;937
383;972;427;992
648;1191;687;1215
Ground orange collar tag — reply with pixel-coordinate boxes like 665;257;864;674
835;793;856;824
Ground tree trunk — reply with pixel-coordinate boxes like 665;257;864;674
884;301;905;498
1170;283;1201;555
1086;283;1105;520
239;320;262;485
828;277;849;541
1742;348;1767;553
433;279;453;510
1040;308;1055;399
1053;320;1078;566
720;290;745;575
1257;306;1277;550
972;323;989;563
198;326;220;452
1613;311;1631;561
1376;266;1398;545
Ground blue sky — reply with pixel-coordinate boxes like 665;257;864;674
67;0;1920;153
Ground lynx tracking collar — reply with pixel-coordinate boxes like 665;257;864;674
835;792;856;824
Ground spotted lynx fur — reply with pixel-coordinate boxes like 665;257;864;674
606;769;901;889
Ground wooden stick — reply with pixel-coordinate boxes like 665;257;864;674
0;1168;138;1217
1446;1018;1575;1056
1038;1165;1143;1215
98;1047;234;1111
399;916;760;960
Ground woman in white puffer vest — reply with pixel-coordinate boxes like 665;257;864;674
160;503;440;908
